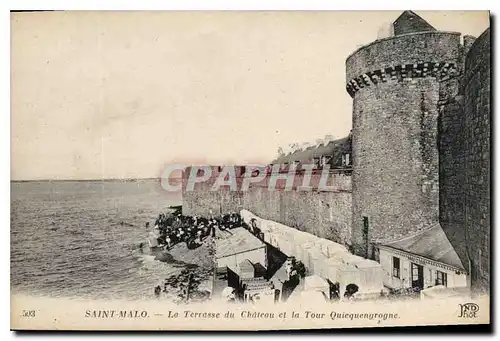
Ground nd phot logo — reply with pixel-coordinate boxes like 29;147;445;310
458;303;479;318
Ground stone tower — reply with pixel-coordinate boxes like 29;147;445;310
346;11;464;258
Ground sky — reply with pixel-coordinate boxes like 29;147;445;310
11;11;490;180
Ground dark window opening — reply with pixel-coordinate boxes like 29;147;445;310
393;257;400;278
342;153;351;167
321;155;332;167
313;157;320;169
362;216;369;258
436;271;447;287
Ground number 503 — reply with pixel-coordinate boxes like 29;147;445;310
22;310;36;317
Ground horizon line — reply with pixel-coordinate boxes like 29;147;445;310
10;177;177;182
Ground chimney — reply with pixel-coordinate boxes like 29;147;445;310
289;143;300;153
323;134;334;145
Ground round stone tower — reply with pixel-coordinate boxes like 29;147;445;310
346;11;463;258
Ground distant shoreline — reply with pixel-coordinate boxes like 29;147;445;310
10;178;182;183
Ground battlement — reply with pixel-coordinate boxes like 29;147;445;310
346;31;462;89
346;61;460;97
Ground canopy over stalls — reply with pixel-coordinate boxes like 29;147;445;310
239;209;385;295
304;275;330;299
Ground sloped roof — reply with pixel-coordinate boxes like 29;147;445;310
241;277;273;291
393;11;436;36
216;227;265;259
272;135;351;165
239;259;255;272
381;224;465;270
304;275;329;289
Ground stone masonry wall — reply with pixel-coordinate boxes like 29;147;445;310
350;78;441;257
346;31;462;259
438;42;468;272
464;28;491;294
242;186;352;246
182;171;353;246
182;183;244;217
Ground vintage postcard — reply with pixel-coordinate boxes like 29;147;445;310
10;10;490;331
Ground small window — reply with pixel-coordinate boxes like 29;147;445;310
362;217;369;258
342;153;351;167
436;270;447;287
321;155;331;167
362;216;369;235
392;257;400;278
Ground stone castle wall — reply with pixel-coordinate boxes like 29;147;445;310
464;28;491;294
182;171;353;246
242;185;352;246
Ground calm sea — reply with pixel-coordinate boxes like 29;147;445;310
11;180;182;300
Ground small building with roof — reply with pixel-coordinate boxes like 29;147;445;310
377;224;468;291
215;227;267;274
241;277;276;304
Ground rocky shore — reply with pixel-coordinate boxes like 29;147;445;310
152;236;215;304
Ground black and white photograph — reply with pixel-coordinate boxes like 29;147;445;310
9;9;490;331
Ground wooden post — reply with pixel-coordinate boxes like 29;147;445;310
185;273;193;303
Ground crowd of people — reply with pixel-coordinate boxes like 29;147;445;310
146;210;244;250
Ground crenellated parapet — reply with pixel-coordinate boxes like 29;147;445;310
346;61;460;97
345;31;463;98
